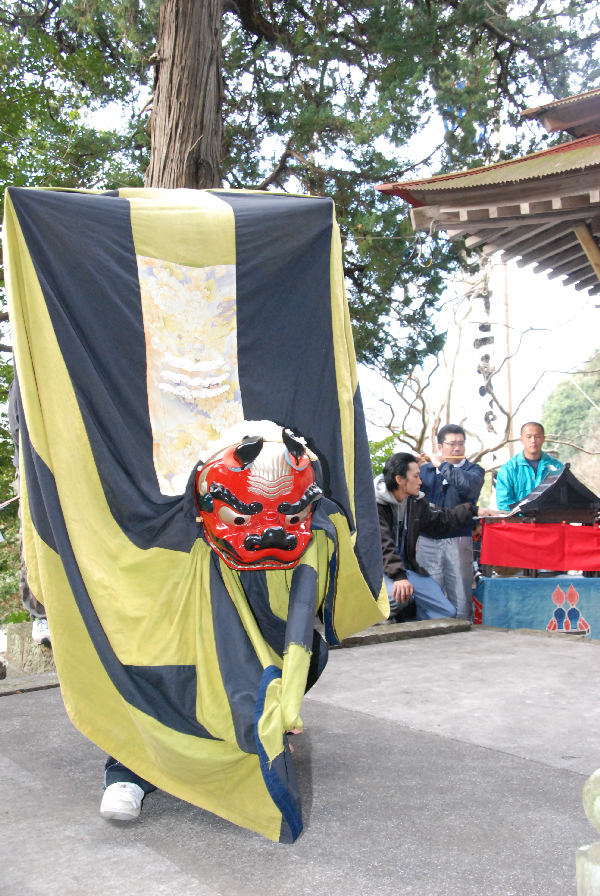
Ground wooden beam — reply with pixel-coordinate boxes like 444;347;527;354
546;253;590;279
573;222;600;285
464;227;512;249
410;206;441;230
476;224;536;256
499;222;576;262
575;273;599;291
588;282;600;296
494;223;558;258
490;208;596;228
531;243;587;274
517;233;581;269
562;265;594;288
424;206;599;233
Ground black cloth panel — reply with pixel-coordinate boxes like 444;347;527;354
284;563;318;652
210;557;263;754
210;192;352;524
239;569;287;657
8;187;197;552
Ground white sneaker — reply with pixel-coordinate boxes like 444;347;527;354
31;617;51;646
100;782;144;821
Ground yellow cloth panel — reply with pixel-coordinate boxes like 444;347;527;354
123;188;236;267
280;643;311;732
329;512;387;641
26;529;283;841
3;194;205;668
377;580;391;616
265;568;292;620
329;213;360;530
257;676;286;763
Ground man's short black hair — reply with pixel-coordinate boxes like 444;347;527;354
383;452;418;492
437;423;465;445
520;421;544;435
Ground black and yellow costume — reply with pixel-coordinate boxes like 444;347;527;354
3;187;386;842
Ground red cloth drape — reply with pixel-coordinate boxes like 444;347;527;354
480;521;600;570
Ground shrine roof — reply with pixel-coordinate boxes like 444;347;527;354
375;135;600;205
521;87;600;138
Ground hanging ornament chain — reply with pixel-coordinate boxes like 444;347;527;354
403;229;433;268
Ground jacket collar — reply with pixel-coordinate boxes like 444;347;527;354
515;450;551;466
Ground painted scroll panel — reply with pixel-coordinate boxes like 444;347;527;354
137;256;243;495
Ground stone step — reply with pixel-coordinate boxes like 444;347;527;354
312;617;471;649
5;622;56;676
0;670;59;697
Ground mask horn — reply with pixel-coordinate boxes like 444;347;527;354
234;436;264;467
283;429;306;465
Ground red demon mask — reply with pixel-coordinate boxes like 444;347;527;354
195;428;322;571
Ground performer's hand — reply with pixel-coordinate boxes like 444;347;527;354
392;579;413;604
428;453;444;469
478;507;503;517
416;453;429;467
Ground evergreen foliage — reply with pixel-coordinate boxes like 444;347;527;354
542;350;600;463
0;511;21;624
369;434;403;476
0;0;599;487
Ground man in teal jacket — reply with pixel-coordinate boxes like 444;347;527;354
495;422;563;511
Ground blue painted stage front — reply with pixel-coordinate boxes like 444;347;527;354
474;577;599;637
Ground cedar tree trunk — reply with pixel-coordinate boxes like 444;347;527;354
146;0;223;189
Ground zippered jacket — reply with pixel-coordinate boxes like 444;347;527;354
419;459;484;538
495;451;563;511
374;474;478;581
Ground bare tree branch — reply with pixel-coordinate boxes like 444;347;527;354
256;136;294;190
544;436;600;457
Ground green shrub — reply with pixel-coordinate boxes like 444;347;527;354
0;508;25;625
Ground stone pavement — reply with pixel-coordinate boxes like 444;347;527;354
0;628;598;896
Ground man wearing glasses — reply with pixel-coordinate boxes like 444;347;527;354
416;424;485;621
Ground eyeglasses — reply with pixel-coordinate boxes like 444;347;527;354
443;441;465;448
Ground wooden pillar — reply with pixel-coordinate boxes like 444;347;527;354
573;222;600;282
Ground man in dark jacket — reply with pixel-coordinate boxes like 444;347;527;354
417;424;484;621
375;451;497;621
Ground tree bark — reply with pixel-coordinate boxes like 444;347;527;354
146;0;223;189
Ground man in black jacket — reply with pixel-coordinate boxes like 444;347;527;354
417;424;484;621
375;452;498;621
